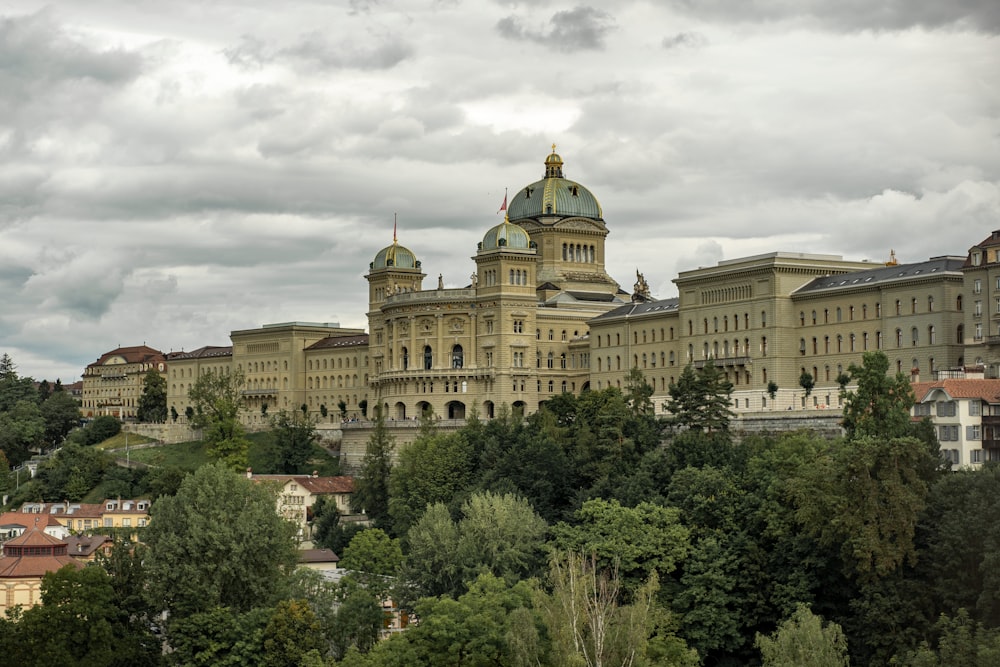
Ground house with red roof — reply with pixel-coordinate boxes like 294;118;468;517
0;525;84;614
911;375;1000;468
247;470;355;541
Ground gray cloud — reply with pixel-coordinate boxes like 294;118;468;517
0;1;997;383
666;0;1000;32
281;30;414;70
497;6;616;51
0;10;141;85
662;31;708;49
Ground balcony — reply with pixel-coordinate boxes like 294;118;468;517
983;415;1000;450
694;356;751;369
242;388;278;396
373;368;496;382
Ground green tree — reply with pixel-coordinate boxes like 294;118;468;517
404;491;547;600
85;414;122;444
340;527;404;578
0;564;160;667
329;576;386;659
37;379;51;402
792;435;934;582
359;399;368;418
265;409;317;474
136;368;167;423
543;552;692;667
170;405;178;422
34;442;112;501
767;380;779;400
0;399;44;465
388;428;474;536
188;368;251;471
0;353;38;413
842;351;915;441
914;466;1000;627
625;366;655;415
550;498;689;598
665;360;734;431
261;599;326;667
338;399;348;421
755;603;849;667
144;463;298;619
40;390;81;446
371;573;548;666
799;370;815;400
894;609;1000;667
354;411;395;527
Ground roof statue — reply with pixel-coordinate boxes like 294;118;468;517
632;269;652;303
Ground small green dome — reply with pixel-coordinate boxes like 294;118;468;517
482;220;531;251
372;241;418;269
508;148;603;221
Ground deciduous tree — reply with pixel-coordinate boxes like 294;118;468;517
187;368;250;470
842;351;915;441
755;604;849;667
144;463;298;618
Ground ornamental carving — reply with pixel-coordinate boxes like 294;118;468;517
419;318;434;334
397;319;410;335
448;317;465;333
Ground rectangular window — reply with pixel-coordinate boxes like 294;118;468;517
967;425;982;441
970;401;982;416
972;449;984;464
103;518;113;527
913;403;931;416
937;401;957;417
974;279;982;294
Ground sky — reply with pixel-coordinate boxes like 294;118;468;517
2;1;998;383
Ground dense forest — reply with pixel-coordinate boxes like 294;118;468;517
2;352;998;666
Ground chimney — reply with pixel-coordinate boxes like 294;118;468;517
312;470;318;478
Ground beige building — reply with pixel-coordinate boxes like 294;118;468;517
98;150;996;469
365;150;623;421
590;252;966;414
81;345;167;419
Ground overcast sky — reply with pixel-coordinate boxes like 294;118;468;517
2;1;998;383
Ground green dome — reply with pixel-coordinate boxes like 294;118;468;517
372;241;418;269
507;149;603;221
482;220;532;251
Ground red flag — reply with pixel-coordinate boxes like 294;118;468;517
497;189;507;214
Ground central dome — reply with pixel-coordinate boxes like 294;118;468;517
507;149;603;221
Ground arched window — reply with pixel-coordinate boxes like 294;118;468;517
547;352;554;369
929;325;936;344
452;345;463;369
424;345;433;370
401;347;409;370
912;327;919;345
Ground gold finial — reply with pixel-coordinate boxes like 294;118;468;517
887;249;898;266
551;143;556;153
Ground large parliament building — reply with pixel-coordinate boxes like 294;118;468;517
83;150;998;447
